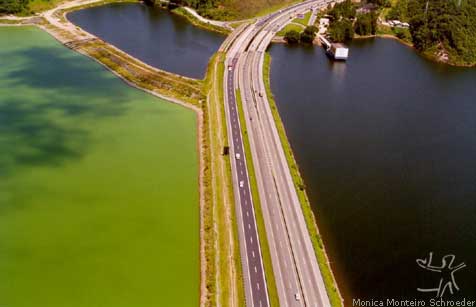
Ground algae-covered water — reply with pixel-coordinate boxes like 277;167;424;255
0;27;199;307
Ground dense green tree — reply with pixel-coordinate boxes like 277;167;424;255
329;19;354;42
354;12;377;35
0;0;29;14
299;25;318;43
407;0;476;64
387;0;409;21
284;29;300;44
329;0;356;20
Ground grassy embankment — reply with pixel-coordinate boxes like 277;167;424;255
80;39;204;106
263;53;343;307
235;90;279;307
276;23;304;36
184;0;301;21
171;6;230;35
202;52;246;307
26;0;63;13
36;0;206;107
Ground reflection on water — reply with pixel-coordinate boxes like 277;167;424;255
328;61;347;85
268;38;476;303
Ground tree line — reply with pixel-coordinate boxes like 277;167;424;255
284;25;318;44
407;0;476;65
326;0;377;42
0;0;28;14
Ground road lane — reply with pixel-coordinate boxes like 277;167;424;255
224;1;338;306
224;58;270;307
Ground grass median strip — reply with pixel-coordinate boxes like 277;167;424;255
263;52;343;307
235;89;279;307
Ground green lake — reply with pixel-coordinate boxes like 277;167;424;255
0;27;198;307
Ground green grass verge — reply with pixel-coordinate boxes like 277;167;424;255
235;89;279;307
0;19;21;24
292;10;312;26
204;52;246;307
250;0;302;19
263;52;343;307
276;23;304;36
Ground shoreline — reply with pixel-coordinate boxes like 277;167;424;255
356;34;476;68
269;30;476;68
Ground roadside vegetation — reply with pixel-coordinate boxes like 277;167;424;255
203;52;245;307
235;89;279;307
162;0;300;21
263;53;343;307
283;25;318;44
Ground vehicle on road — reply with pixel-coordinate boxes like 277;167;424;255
235;153;241;160
239;180;244;188
295;293;301;301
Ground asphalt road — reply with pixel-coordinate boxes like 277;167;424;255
224;1;336;306
224;57;270;307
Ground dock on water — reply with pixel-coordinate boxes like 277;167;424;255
318;34;349;60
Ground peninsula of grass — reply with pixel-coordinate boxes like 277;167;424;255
171;7;230;35
235;89;279;307
276;23;304;37
263;52;343;307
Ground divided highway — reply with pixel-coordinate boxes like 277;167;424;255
224;1;335;306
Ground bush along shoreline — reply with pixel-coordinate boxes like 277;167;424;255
279;0;476;67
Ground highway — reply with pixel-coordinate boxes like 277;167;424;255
223;1;335;306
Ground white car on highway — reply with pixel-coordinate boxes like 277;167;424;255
295;293;301;301
235;153;241;160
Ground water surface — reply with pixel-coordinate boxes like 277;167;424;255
269;39;476;303
68;3;224;79
0;27;198;307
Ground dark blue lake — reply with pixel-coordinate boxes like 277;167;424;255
269;38;476;303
